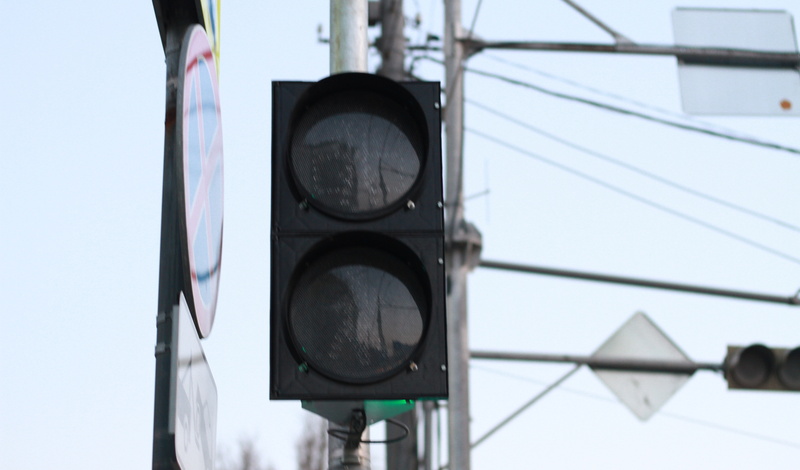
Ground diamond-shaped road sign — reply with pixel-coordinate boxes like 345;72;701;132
591;312;693;421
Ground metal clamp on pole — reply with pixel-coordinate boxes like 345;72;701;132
446;219;483;272
328;409;371;470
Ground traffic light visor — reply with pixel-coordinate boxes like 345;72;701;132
289;75;426;220
288;241;428;384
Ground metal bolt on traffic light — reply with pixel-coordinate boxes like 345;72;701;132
269;73;448;401
725;344;800;391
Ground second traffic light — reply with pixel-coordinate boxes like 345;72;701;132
270;73;447;401
725;344;800;391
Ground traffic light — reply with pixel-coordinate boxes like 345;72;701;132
270;73;447;401
725;344;800;391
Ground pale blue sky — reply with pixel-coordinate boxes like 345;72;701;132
3;1;800;469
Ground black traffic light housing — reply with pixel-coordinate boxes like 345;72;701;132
725;344;800;391
270;73;447;401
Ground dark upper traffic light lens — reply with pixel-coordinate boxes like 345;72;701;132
290;89;424;219
288;245;426;383
731;344;774;388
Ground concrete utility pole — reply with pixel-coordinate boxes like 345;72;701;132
376;0;406;80
372;3;421;470
328;2;371;470
444;0;482;469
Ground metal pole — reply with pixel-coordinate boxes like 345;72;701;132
328;421;371;470
444;1;477;470
479;259;800;306
152;23;189;470
423;401;435;470
386;408;417;470
460;39;800;67
470;350;724;373
328;4;370;468
444;0;464;225
330;0;369;74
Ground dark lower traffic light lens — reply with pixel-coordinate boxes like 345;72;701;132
290;89;424;219
288;246;427;383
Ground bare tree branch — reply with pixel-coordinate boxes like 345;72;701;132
296;415;328;470
216;436;275;470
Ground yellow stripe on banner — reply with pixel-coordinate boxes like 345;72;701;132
200;0;221;74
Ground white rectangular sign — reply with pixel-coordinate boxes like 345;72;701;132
673;8;800;115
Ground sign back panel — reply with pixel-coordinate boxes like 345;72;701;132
673;8;800;115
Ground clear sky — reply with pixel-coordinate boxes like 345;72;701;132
3;1;800;469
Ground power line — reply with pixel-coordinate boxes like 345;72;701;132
466;126;800;266
467;98;800;233
478;52;773;146
420;56;800;156
463;64;800;155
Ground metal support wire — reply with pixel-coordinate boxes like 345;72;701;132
439;365;581;470
460;351;723;461
561;0;633;44
470;365;581;450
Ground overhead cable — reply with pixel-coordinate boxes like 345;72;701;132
421;56;800;156
467;127;800;267
464;64;800;155
467;98;800;233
